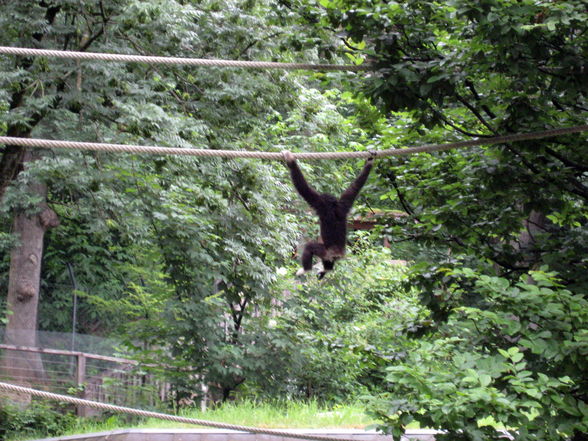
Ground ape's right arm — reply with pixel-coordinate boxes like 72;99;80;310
283;151;323;210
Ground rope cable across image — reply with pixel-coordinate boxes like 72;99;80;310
1;125;586;160
0;46;367;71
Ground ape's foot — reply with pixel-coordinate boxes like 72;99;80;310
296;268;309;277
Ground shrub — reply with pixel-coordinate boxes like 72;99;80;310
0;401;76;439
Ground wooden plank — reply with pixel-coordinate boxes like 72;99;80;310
0;343;137;365
76;353;88;417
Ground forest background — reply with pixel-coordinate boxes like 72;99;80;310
0;1;587;441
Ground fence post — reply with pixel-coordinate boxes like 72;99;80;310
76;353;88;416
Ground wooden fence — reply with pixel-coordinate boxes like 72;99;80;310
0;343;168;415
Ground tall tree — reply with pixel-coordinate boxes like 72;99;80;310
0;0;341;402
1;1;65;385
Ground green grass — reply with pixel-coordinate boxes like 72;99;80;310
149;400;373;429
8;400;376;441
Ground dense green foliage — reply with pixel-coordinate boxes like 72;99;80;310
371;269;588;440
0;401;76;440
1;1;587;441
295;0;588;439
0;0;353;401
235;245;416;401
0;0;384;407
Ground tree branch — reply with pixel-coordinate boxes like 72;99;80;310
544;147;588;173
504;144;588;200
431;107;493;138
464;79;496;119
455;93;498;134
385;170;418;219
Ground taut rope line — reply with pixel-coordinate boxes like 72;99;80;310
0;125;586;160
0;382;358;441
0;46;367;72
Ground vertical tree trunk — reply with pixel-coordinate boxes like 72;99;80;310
0;2;61;401
1;149;59;398
518;210;547;272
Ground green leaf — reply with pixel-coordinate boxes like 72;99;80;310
479;374;492;387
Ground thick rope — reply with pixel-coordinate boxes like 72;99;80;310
0;125;586;160
0;382;360;441
0;46;366;72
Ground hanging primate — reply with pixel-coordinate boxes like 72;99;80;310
283;151;374;278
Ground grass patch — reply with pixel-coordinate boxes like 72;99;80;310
159;399;374;429
7;400;375;441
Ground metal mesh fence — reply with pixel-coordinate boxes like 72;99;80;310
0;328;120;355
0;328;168;413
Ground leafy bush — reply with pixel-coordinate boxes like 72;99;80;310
242;245;421;402
0;401;76;439
368;269;588;441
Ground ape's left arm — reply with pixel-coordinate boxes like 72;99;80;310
283;151;323;210
339;158;373;212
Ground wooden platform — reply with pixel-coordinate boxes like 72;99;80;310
32;429;439;441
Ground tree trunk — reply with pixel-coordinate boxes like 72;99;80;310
1;149;59;399
516;210;547;277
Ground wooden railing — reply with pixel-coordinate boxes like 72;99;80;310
0;343;166;415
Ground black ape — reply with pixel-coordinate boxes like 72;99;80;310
283;151;373;278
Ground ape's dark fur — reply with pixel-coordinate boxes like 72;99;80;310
285;155;373;278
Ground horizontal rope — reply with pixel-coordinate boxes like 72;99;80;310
0;382;359;441
0;46;366;72
0;125;587;160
